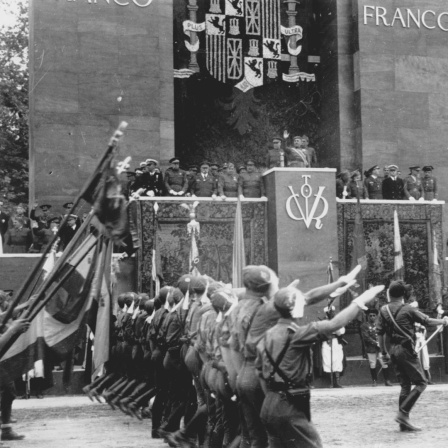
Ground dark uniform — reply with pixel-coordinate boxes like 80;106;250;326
421;166;437;200
364;176;383;199
348;179;366;199
238;172;265;198
377;282;433;428
404;175;423;200
145;171;165;196
285;146;308;168
164;160;189;196
382;177;405;200
218;172;239;197
256;318;327;448
190;173;217;197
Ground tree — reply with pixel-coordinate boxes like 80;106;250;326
0;0;29;211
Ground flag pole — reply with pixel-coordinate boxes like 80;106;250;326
0;122;128;333
0;236;99;360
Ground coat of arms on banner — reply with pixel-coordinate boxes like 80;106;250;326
180;0;315;91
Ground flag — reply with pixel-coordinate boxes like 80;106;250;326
393;209;404;280
351;197;367;294
0;236;99;384
87;239;113;378
429;228;443;306
232;198;246;288
151;203;163;296
189;230;200;277
42;249;56;280
327;258;334;284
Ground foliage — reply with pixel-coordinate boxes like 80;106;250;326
0;0;29;212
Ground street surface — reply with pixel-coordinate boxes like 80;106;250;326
9;385;448;448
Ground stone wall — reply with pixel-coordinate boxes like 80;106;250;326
29;0;174;211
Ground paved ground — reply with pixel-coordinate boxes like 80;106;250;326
8;385;448;448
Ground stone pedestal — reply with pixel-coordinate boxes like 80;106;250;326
263;168;338;321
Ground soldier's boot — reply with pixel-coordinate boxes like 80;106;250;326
395;411;421;432
424;370;435;385
91;374;119;403
119;382;149;412
84;373;115;401
110;379;138;407
333;372;343;388
104;380;130;409
127;387;156;419
383;368;393;386
370;368;377;386
102;377;127;400
1;425;25;441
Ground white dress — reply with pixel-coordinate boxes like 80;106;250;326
322;327;345;373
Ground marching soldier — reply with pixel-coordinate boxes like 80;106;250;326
421;166;438;200
218;163;239;198
404;166;423;200
255;284;384;448
190;161;218;197
164;158;188;197
377;281;448;431
238;160;266;199
364;165;383;200
360;308;392;386
382;165;405;200
266;136;286;169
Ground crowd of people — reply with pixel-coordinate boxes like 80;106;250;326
0;201;82;254
126;135;317;200
336;164;438;201
82;266;448;447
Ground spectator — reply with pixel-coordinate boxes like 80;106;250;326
8;204;31;230
237;165;247;175
218;162;239;199
190;161;218;198
3;218;33;253
336;170;351;199
145;159;164;197
238;160;266;198
404;166;423;200
382;165;405;200
59;214;81;251
210;163;220;182
364;165;383;199
302;135;317;167
421;166;438;201
266;136;286;169
348;170;366;199
30;203;54;230
164;158;188;197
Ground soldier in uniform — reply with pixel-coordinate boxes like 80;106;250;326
145;159;165;196
238;160;266;199
285;136;308;168
348;170;367;199
210;163;220;182
382;165;405;200
266;137;286;169
364;165;383;199
404;166;423;200
218;163;239;198
164;158;188;197
255;283;384;448
421;166;438;200
190;161;218;197
302;135;317;167
238;165;247;175
336;171;351;199
30;203;54;230
377;281;448;431
186;165;198;193
360;308;392;386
